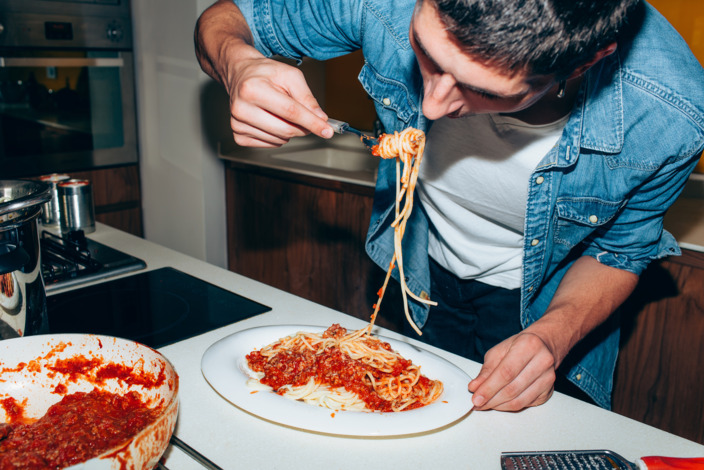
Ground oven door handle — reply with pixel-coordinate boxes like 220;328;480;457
0;57;124;68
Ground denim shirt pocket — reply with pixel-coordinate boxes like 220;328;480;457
554;197;625;251
358;63;419;129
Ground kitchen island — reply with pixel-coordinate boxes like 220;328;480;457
52;224;704;469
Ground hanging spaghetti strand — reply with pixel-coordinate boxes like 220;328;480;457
369;128;436;335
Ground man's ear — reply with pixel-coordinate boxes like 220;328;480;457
568;42;618;78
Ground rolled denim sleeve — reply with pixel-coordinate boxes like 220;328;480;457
232;0;363;60
582;152;702;275
232;0;268;56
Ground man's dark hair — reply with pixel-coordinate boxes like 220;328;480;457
430;0;642;79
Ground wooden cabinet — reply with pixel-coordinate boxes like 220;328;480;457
613;249;704;444
69;165;143;236
225;163;402;330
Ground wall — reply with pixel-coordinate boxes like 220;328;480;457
131;0;228;268
649;0;704;65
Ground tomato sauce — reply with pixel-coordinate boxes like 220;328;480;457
246;325;424;412
45;354;167;389
96;362;167;388
0;390;163;470
48;356;102;380
0;398;25;424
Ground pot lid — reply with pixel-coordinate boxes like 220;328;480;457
0;179;52;224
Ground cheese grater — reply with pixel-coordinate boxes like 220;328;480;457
501;450;636;470
501;450;704;470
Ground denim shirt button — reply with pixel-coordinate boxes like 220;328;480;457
589;215;598;224
535;176;544;184
530;239;540;246
575;373;582;381
382;97;391;106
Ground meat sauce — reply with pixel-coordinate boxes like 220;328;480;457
0;345;170;469
247;325;430;412
0;390;163;470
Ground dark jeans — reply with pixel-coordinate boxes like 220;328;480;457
400;259;522;363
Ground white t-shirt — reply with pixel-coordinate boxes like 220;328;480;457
417;113;568;289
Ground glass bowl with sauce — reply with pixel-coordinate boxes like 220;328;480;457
0;334;179;469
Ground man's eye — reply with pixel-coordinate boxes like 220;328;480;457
458;83;502;101
472;89;501;101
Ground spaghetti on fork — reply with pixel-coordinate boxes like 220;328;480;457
370;128;437;335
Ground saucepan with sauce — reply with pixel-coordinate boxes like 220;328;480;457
0;334;179;469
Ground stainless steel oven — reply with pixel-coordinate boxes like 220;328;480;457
0;0;137;178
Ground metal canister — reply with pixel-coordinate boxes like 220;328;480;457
38;173;70;228
58;179;96;234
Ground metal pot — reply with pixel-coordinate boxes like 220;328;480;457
0;180;52;339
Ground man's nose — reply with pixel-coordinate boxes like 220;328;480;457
422;73;461;120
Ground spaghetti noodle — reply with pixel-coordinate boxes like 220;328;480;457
246;324;443;412
370;128;437;335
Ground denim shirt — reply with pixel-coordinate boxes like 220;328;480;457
235;0;704;408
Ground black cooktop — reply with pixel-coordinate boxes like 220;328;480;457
46;267;272;348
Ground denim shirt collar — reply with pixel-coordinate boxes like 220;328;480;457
534;53;624;180
575;54;625;156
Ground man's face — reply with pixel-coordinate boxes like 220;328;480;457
410;0;558;120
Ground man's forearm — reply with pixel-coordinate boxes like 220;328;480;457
194;0;260;86
525;255;639;367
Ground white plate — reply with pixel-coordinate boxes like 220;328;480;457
201;325;474;436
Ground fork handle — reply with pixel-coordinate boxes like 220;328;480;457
327;118;349;134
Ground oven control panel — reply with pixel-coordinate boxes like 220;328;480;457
0;1;132;50
0;15;132;49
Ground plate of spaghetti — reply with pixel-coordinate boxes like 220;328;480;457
201;324;474;436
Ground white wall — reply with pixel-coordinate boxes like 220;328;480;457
131;0;229;268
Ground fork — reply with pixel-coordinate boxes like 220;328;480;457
169;435;224;470
327;118;379;150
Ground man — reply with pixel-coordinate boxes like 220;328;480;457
195;0;704;411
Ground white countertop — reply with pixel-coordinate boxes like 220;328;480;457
64;224;704;469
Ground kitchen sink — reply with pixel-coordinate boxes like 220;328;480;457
220;133;379;187
271;147;378;172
